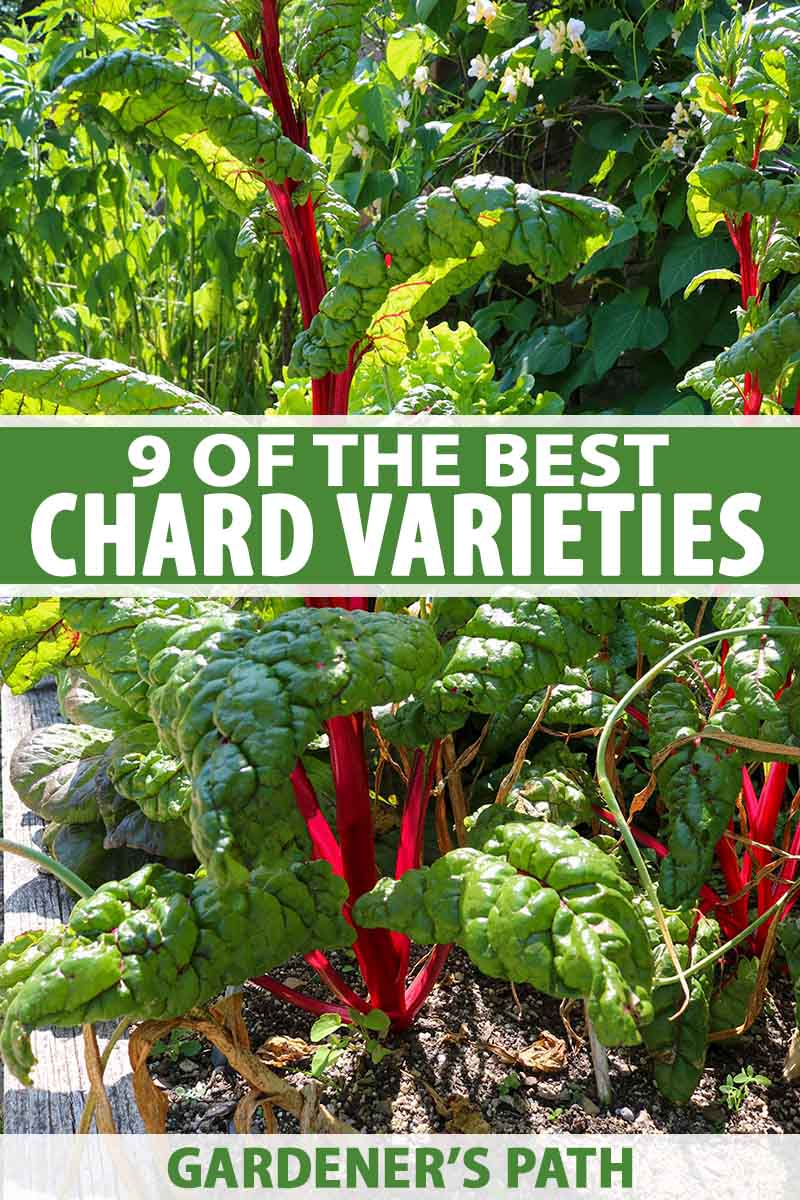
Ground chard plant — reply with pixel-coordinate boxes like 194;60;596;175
0;0;638;1086
680;6;800;414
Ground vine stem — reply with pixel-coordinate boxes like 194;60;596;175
658;884;800;986
596;623;800;1013
0;836;93;899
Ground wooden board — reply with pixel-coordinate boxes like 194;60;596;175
1;683;144;1133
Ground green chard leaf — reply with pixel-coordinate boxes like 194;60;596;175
135;606;443;884
0;600;78;692
290;176;621;378
713;597;800;719
650;682;742;907
290;0;372;90
709;956;760;1037
354;810;653;1047
0;354;211;416
641;909;719;1104
54;52;324;217
779;920;800;1027
381;598;616;746
0;861;353;1084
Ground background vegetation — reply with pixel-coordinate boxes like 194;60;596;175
0;0;753;414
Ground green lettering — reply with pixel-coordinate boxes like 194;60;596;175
346;1149;379;1188
278;1149;311;1189
167;1148;202;1189
463;1148;490;1189
536;1149;568;1189
205;1150;237;1188
507;1149;536;1187
243;1149;272;1188
316;1147;339;1188
415;1148;445;1189
385;1148;409;1188
567;1147;596;1188
600;1148;633;1189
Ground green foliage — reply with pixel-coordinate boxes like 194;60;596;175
641;911;719;1105
0;860;353;1083
779;920;800;1028
680;5;800;414
136;605;443;884
54;51;324;213
290;175;621;378
719;1065;771;1113
381;597;615;745
355;809;654;1047
3;0;800;1115
709;956;760;1037
308;1005;392;1080
0;6;288;409
0;352;212;414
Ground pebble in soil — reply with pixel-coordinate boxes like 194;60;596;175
148;949;800;1135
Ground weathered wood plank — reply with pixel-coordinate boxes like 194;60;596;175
2;683;144;1133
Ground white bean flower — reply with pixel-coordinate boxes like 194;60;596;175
467;0;498;27
468;54;492;81
661;130;687;158
517;64;534;87
499;67;519;102
413;64;431;93
347;127;370;160
568;16;587;54
540;17;588;57
539;22;566;53
398;90;411;108
671;100;689;127
396;115;410;133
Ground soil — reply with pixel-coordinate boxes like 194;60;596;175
150;948;800;1136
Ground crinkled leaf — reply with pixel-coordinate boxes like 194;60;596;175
354;811;653;1047
713;597;800;719
290;175;621;378
55;52;324;217
621;599;720;691
710;956;760;1037
9;723;115;824
650;682;742;907
0;599;78;692
56;670;141;735
106;725;192;823
714;304;800;396
134;607;443;884
641;908;719;1104
290;0;372;90
103;809;194;861
689;162;800;229
0;861;353;1084
42;822;149;891
0;353;207;415
161;0;257;48
381;599;615;746
472;760;596;827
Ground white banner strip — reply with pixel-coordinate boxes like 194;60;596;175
1;1134;796;1200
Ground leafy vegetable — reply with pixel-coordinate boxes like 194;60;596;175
355;809;653;1047
1;861;352;1084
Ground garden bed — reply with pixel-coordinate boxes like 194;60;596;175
2;686;799;1136
153;951;799;1137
